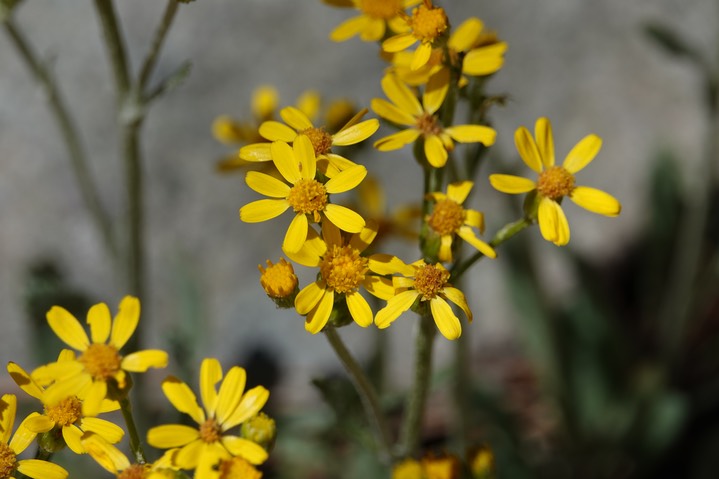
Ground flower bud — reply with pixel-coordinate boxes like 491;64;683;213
240;412;276;452
258;259;298;308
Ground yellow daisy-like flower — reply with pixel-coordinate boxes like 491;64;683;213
326;0;420;43
36;296;168;417
146;358;270;476
427;181;496;262
239;135;367;253
374;259;471;340
258;258;299;306
372;72;496;168
7;362;123;455
0;394;68;479
489;117;621;246
240;106;379;177
382;0;449;71
82;432;177;479
286;221;395;334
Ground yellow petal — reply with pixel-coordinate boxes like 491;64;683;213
200;357;222;418
174;439;206;469
411;42;433;71
423;68;449;114
363;276;396;300
283;213;309;253
514;126;543;173
375;290;419;329
258;121;297;142
238;143;272;162
47;306;89;351
296;281;326;315
382;33;417;53
251;85;278;119
324;204;365;233
82;432;129;474
438;234;453;262
448;17;483;52
280;106;313;131
7;362;43;400
360;16;385;41
162;376;206;426
245;171;291;198
348;221;378;253
62;424;85;454
538;197;570;246
216;366;247;426
110;296;140;350
445;124;496;146
446;181;473;204
563;134;602;174
322;153;358;175
80;417;125;444
534;117;555;168
240;199;290;223
380;73;423;117
368;253;413;276
325;165;367;194
569;186;621;216
489;174;536;194
16;459;68;479
332;119;379;146
374;129;421;151
462;42;507;76
222;386;270;430
321;220;343;247
82;380;107;417
346;291;373;327
330;14;369;42
10;412;38;454
294;134;317;180
429;297;461;340
147;425;200;448
297;90;321;120
121;349;168;372
42;372;91;408
283;228;325;267
305;289;334;334
370;98;416;126
87;302;111;344
0;394;16;444
271;141;301;184
445;289;474;325
464;209;484;231
222;436;269;465
24;414;54;433
457;226;497;259
424;134;448;167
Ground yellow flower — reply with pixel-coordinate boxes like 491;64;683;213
468;445;495;479
240;106;379;177
258;258;298;308
214;456;263;479
147;358;270;475
286;221;395;334
382;0;449;71
374;260;471;340
36;296;168;416
82;432;177;479
372;72;496;168
0;394;68;479
489;117;621;246
239;135;367;253
427;181;496;262
326;0;420;43
6;362;123;455
392;458;423;479
422;453;460;479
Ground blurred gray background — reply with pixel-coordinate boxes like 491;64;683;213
0;0;715;405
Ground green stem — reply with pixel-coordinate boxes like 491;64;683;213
324;327;394;463
93;0;130;96
2;18;117;260
452;314;471;450
138;0;180;91
120;396;147;464
399;313;436;456
451;217;532;281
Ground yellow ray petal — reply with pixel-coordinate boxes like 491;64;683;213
563;134;602;174
325;164;367;194
82;380;107;417
489;174;536;194
441;286;473;323
457;226;497;259
62;424;85;454
0;394;16;444
321;219;343;247
16;459;68;479
87;302;111;344
222;436;269;465
381;73;423;116
330;14;369;42
305;289;334;334
147;425;200;449
23;414;54;434
332;119;380;146
258;121;297;142
464;209;484;231
363;276;396;300
174;439;205;470
294;134;317;180
370;98;416;126
462;42;507;76
7;362;43;400
360;16;385;41
240;199;290;223
280;106;313;131
446;181;473;204
375;290;419;329
424;134;448;167
82;432;129;474
423;68;450;114
110;296;140;350
374;129;421;151
215;366;247;426
368;253;413;276
80;417;125;444
411;42;433;71
47;306;89;351
222;386;270;430
245;171;291;198
438;234;453;262
348;221;379;253
538;197;570;246
569;186;621;216
514;126;543;173
121;350;168;372
283;213;309;253
295;281;326;315
200;357;222;418
346;292;373;327
534;117;555;168
239;143;272;162
448;17;483;52
324;204;366;233
382;33;417;53
430;297;461;340
10;412;38;455
271;141;301;184
445;124;496;146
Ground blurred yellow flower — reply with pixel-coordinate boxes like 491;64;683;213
392;458;422;479
326;0;420;43
240;135;367;253
372;72;496;168
382;0;448;71
422;454;460;479
489;117;621;246
82;432;177;479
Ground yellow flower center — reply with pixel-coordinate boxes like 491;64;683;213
258;259;298;299
536;166;575;201
300;127;333;156
0;443;17;478
117;464;147;479
218;456;263;479
409;2;448;43
79;343;122;381
428;199;465;235
359;0;401;19
416;113;442;136
287;179;328;215
45;396;82;426
199;418;223;443
414;263;449;300
320;245;369;294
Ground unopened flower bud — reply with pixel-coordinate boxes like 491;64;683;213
38;428;66;454
258;258;298;308
240;412;276;452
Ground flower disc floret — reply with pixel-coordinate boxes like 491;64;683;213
258;259;297;299
414;263;450;300
320;245;369;294
408;2;448;42
45;396;82;427
199;418;223;443
79;343;122;381
300;127;333;156
218;457;262;479
416;112;442;136
287;179;328;216
0;443;16;478
428;199;464;235
537;166;575;200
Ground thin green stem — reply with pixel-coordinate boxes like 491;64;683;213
93;0;130;96
138;0;180;91
120;396;147;464
399;313;436;456
3;18;117;260
324;327;394;464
